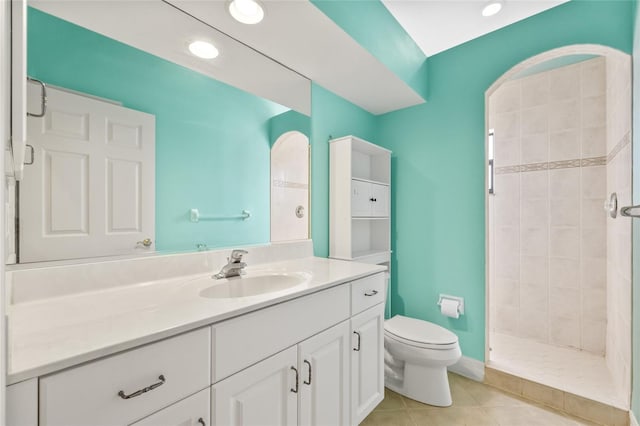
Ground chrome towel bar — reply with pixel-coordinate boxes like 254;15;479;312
189;208;251;222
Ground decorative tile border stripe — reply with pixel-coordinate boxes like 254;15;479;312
607;131;631;163
272;179;308;189
495;156;607;175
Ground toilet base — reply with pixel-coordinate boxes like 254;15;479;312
385;363;453;407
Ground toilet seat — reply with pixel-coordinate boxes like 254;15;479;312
385;315;458;350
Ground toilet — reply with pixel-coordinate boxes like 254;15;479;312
384;315;461;407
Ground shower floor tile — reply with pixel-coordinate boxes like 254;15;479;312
488;332;628;410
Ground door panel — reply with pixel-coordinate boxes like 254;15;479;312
20;86;155;262
351;180;371;217
212;346;297;426
298;321;350;426
130;388;210;426
351;304;385;425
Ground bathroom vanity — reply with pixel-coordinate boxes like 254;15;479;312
5;242;387;425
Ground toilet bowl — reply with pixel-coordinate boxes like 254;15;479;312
384;315;461;407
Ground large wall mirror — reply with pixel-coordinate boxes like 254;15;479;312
11;0;311;263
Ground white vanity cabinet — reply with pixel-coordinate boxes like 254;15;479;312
38;328;211;426
351;303;385;425
212;320;351;426
10;270;386;426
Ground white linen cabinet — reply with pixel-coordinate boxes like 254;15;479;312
329;135;391;266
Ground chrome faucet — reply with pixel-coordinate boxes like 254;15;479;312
213;249;248;279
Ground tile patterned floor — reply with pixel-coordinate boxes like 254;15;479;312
362;373;599;426
489;332;627;409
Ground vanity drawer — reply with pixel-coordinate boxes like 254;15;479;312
351;273;386;315
212;284;350;382
40;327;211;426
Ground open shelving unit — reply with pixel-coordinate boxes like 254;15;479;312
329;135;391;317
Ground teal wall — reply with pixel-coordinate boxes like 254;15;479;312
632;0;640;418
310;84;377;257
269;110;311;145
376;0;634;361
311;0;428;101
27;8;288;253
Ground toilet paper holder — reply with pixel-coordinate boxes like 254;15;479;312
437;294;465;315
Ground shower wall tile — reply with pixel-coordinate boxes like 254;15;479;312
582;95;607;128
549;63;581;101
521;134;548;164
519;308;548;342
549;168;580;199
550;287;580;319
521;105;548;135
550;198;579;227
581;166;606;199
582;126;606;158
489;57;611;355
521;73;549;108
549;317;580;349
548;99;580;132
581;257;606;289
495;136;520;166
521;227;548;257
549;130;579;161
493;81;521;113
521;171;548;199
581;227;606;259
580;56;606;97
581;319;606;355
582;288;607;321
549;257;579;289
521;199;548;228
581;198;606;229
520;256;549;286
549;227;579;258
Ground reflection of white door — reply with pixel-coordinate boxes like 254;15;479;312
20;86;155;262
271;131;309;242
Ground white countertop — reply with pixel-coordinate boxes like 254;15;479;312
7;256;385;384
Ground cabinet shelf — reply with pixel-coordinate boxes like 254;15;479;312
330;136;391;263
352;177;390;187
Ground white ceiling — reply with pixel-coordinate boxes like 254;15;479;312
168;0;426;115
382;0;569;57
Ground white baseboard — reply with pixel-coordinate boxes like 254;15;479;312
448;356;485;382
630;410;639;426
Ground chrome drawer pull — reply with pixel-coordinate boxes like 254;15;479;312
198;418;206;426
364;290;378;297
290;366;299;393
303;360;312;385
353;331;361;351
118;375;166;399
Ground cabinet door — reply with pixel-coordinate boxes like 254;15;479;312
351;303;385;425
130;388;209;426
298;321;350;426
351;180;371;217
370;184;389;217
212;346;297;426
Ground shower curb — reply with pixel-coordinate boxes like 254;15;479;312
484;366;629;426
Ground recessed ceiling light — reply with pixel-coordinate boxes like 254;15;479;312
188;40;219;59
228;0;264;25
482;1;503;17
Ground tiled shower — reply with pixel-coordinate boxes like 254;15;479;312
488;54;631;408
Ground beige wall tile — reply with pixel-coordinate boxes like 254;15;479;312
549;316;580;348
551;198;580;227
550;168;580;199
522;105;548;135
582;96;607;128
521;134;549;164
550;130;580;161
521;73;549;108
550;287;580;319
484;368;523;396
581;57;606;98
521;380;564;411
582;126;606;158
564;393;616;425
550;257;579;289
521;171;548;199
549;100;581;132
549;65;581;101
550;227;579;258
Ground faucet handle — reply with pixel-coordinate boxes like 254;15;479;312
230;249;248;261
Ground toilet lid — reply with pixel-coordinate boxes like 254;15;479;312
384;315;458;347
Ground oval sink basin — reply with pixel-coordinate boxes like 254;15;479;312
199;272;309;299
